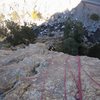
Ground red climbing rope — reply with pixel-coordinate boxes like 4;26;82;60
83;69;100;87
67;57;78;86
77;56;83;100
40;70;48;100
66;56;83;100
40;58;52;100
64;62;67;100
64;63;67;100
64;55;70;100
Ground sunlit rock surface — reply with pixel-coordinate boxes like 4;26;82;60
0;43;100;100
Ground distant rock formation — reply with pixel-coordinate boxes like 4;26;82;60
72;0;100;32
0;43;100;100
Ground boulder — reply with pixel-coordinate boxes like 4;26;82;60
0;43;100;100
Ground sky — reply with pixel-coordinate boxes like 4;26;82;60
0;0;83;24
1;0;99;25
0;0;82;14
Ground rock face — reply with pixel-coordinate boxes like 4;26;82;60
31;1;100;37
0;43;100;100
72;1;100;32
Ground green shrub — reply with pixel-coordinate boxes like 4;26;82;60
64;18;84;42
88;44;100;59
63;38;79;55
0;25;7;40
5;20;20;34
90;13;100;21
63;18;85;55
5;21;37;46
